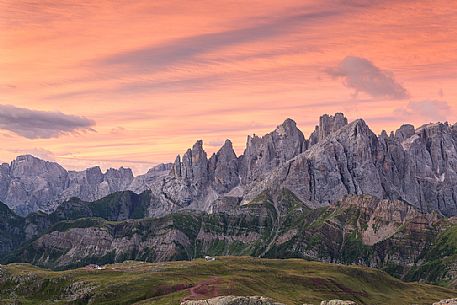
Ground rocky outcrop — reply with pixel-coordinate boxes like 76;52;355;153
320;301;356;305
434;299;457;305
309;113;348;145
0;163;11;200
181;296;285;305
181;140;210;191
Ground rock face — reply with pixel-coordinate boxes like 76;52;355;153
58;166;134;206
144;118;308;217
3;188;457;288
240;118;306;184
0;201;25;256
243;117;457;216
181;296;285;305
128;163;172;193
141;111;457;218
209;140;240;193
1;155;69;215
3;190;447;280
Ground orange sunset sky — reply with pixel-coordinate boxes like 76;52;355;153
1;0;456;174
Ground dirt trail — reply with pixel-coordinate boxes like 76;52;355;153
183;277;222;301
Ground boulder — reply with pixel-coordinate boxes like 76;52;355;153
181;296;285;305
320;300;356;305
433;299;457;305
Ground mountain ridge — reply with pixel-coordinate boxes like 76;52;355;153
2;113;457;219
3;189;457;288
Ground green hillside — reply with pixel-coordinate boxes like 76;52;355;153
0;257;455;305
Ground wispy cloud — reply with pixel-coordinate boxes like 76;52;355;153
7;147;56;161
95;9;339;73
0;104;95;139
394;100;451;122
327;56;409;99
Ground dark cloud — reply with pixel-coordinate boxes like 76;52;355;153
327;56;409;99
0;104;95;139
96;10;339;73
394;100;451;122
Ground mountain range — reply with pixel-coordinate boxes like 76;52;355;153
2;113;457;289
2;113;457;217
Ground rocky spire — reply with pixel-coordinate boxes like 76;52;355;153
172;140;209;190
309;113;348;145
209;139;240;193
190;140;209;188
171;155;182;178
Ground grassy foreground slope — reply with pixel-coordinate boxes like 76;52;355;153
0;257;455;305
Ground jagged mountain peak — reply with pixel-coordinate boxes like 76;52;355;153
246;118;302;143
380;129;389;139
15;154;41;161
309;112;348;145
11;154;62;168
313;117;374;145
106;166;133;176
416;121;451;136
221;138;234;147
347;118;373;135
84;165;103;173
216;139;236;157
277;117;298;132
192;139;204;150
346;117;367;128
394;124;415;141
